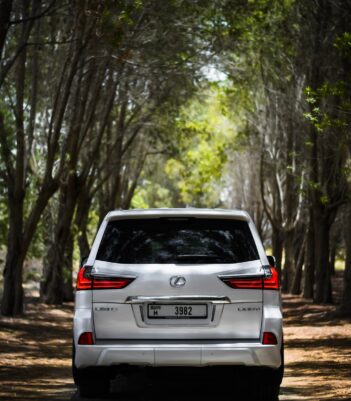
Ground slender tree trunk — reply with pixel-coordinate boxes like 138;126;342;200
282;229;294;293
77;221;91;261
290;233;305;295
62;230;74;302
1;19;27;316
303;216;315;299
41;174;78;304
0;0;13;62
271;226;283;275
75;190;92;261
313;208;333;303
1;200;25;316
338;204;351;315
329;243;336;276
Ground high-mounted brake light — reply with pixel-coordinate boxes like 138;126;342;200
78;332;94;345
220;267;279;290
76;266;135;290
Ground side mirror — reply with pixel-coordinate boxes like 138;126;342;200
80;256;88;267
267;255;276;267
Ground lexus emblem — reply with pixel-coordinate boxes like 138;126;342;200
170;276;186;288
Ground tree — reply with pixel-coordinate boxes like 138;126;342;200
0;1;99;314
39;0;230;304
220;0;351;303
302;2;351;303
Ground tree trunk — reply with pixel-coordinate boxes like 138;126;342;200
0;0;13;63
75;190;92;261
282;229;294;293
271;226;283;275
77;217;91;263
1;204;25;315
62;230;74;302
313;209;333;303
338;204;351;315
1;21;26;316
41;174;78;304
303;217;315;299
290;233;305;295
329;243;336;276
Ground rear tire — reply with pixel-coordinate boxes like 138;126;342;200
72;342;110;398
248;342;284;400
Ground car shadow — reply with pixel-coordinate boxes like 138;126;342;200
70;388;276;401
70;370;279;401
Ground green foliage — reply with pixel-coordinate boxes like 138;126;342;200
304;81;350;134
304;32;351;131
129;84;238;209
335;32;351;53
164;87;235;207
302;30;351;207
131;180;173;209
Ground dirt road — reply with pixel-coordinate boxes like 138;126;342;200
0;295;350;401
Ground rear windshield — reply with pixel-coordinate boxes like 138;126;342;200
96;218;259;264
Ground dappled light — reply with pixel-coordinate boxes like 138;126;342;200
0;0;350;399
1;287;351;400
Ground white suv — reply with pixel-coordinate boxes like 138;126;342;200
72;209;284;399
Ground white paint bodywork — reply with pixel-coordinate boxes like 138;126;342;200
74;208;283;369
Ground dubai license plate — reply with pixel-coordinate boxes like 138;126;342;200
147;304;207;319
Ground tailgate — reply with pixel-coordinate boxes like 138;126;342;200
92;260;263;340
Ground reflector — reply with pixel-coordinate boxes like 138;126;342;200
78;332;94;345
262;332;278;345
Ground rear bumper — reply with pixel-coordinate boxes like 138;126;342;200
75;341;281;369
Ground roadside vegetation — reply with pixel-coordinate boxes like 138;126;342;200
0;0;350;319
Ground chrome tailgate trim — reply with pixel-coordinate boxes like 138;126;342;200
125;295;231;304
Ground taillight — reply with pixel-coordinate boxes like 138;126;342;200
92;276;135;289
262;332;278;345
76;266;93;290
76;266;135;290
222;277;263;289
220;267;279;290
263;267;279;289
78;332;94;345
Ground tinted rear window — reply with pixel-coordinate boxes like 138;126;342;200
96;218;259;264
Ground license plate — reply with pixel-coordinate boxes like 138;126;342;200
147;304;207;319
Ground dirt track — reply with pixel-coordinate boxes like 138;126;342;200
0;295;350;401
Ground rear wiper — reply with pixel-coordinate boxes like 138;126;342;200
175;254;229;263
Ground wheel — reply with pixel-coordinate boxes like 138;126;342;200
71;342;79;385
72;342;110;398
247;341;284;401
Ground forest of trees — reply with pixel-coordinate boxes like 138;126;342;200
0;0;350;317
